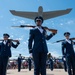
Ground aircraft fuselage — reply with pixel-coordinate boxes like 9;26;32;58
38;6;43;16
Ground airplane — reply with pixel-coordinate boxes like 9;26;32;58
10;6;72;21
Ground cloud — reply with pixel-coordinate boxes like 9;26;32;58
59;19;75;26
11;18;18;21
11;18;18;25
60;23;63;26
23;41;28;44
13;22;16;24
66;19;75;25
19;20;26;24
15;35;24;39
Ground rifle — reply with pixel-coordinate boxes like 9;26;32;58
12;25;57;33
0;39;19;42
53;38;75;43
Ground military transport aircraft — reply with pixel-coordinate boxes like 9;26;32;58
10;6;72;20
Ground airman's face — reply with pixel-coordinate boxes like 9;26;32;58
65;35;70;39
19;54;21;57
36;20;42;26
3;36;9;40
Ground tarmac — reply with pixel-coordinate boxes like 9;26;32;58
7;69;68;75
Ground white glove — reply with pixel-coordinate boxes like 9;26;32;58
63;58;66;61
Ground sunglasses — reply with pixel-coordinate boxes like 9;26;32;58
4;36;8;38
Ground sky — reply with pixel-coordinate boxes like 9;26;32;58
0;0;75;59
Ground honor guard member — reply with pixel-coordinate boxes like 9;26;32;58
48;53;54;71
17;54;22;72
49;58;53;71
28;16;57;75
47;53;54;71
0;33;20;75
28;57;32;71
62;32;75;75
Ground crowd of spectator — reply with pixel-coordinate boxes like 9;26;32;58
7;57;64;69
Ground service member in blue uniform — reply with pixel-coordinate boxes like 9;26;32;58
0;33;20;75
28;16;57;75
48;53;54;71
28;57;32;71
62;32;75;75
47;53;54;71
17;54;22;72
49;58;53;71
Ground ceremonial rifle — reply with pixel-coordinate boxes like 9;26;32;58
12;25;57;33
0;39;19;42
53;38;75;43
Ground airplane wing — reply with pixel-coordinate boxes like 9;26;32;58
10;10;38;19
10;8;72;20
43;8;72;20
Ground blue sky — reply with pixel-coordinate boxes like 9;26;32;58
0;0;75;58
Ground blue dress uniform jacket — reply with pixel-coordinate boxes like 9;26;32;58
18;57;22;63
0;40;19;57
62;40;75;56
28;27;55;53
62;40;75;75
